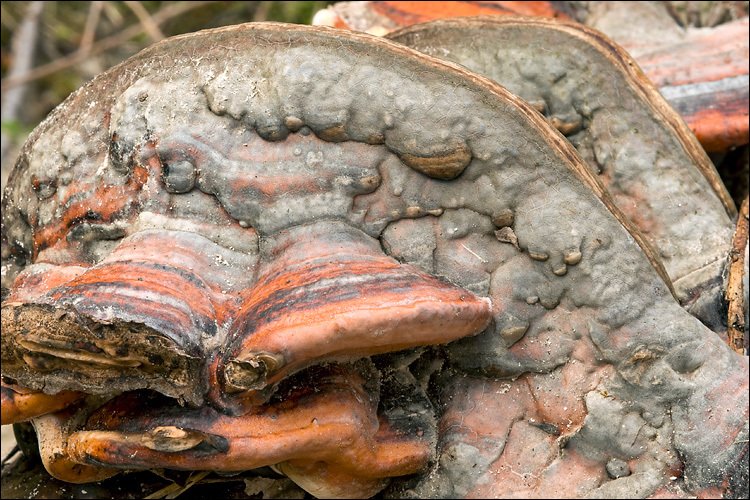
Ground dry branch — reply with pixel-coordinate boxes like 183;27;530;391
0;1;44;167
79;1;104;56
125;1;165;42
0;1;216;93
727;196;749;354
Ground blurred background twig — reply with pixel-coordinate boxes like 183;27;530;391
1;1;43;174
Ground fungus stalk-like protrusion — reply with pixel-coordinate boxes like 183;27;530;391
33;401;119;483
65;366;431;498
224;352;284;392
219;221;492;408
1;380;84;425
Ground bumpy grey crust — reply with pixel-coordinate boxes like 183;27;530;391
1;23;671;292
0;22;746;498
387;16;736;297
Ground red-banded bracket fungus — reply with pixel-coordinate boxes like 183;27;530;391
1;21;748;499
314;1;750;155
387;16;738;337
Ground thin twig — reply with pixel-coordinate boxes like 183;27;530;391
144;470;212;499
80;1;104;56
686;1;702;27
1;445;21;467
125;1;165;42
704;2;729;27
0;1;216;93
103;1;126;27
726;196;749;355
1;1;44;167
0;3;21;32
253;1;273;22
1;1;44;117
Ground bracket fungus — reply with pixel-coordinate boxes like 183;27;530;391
386;15;738;334
1;21;748;499
315;1;750;155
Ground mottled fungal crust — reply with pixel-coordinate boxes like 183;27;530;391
314;3;750;154
0;21;748;499
386;15;736;300
1;21;672;400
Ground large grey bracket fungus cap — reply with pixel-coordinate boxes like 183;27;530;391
387;16;737;306
0;22;747;499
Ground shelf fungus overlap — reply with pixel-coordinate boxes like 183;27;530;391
1;21;748;499
387;16;738;330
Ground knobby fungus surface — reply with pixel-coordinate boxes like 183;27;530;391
314;1;750;154
386;15;737;334
1;21;748;499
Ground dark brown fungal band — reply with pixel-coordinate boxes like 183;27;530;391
0;21;747;499
2;302;203;403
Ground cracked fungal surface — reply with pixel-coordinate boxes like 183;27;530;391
1;22;748;499
387;16;737;304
